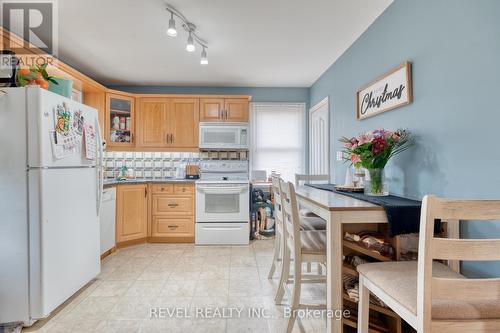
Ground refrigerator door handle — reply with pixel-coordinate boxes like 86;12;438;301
96;118;104;215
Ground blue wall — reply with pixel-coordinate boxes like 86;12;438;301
310;0;500;277
109;86;310;105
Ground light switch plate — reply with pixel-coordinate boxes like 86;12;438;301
336;151;344;162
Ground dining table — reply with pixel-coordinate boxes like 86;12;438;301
294;185;460;333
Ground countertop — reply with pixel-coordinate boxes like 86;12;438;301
103;178;197;186
295;185;383;211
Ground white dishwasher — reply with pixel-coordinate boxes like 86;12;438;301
99;187;116;255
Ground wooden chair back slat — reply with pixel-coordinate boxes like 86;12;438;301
432;277;500;301
432;238;500;261
433;199;500;220
295;174;329;187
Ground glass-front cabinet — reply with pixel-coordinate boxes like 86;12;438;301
105;92;135;148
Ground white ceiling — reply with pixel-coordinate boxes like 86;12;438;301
57;0;392;87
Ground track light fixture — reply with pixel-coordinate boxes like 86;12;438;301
200;47;208;65
167;12;177;37
186;32;195;52
165;4;209;65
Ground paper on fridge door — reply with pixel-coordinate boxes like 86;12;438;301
83;122;96;160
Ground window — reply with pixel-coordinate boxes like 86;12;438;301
250;103;306;182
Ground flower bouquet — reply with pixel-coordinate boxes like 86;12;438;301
340;129;412;196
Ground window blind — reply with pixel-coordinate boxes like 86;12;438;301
250;103;306;182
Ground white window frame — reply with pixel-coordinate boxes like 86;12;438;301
249;102;307;181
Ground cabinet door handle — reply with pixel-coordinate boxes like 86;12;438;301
131;133;134;143
165;133;169;143
168;225;178;229
171;134;174;143
168;203;179;208
145;187;148;198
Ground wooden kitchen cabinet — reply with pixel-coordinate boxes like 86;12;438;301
150;183;195;242
225;98;249;122
105;92;135;149
136;98;169;148
200;98;249;122
115;184;148;245
169;98;200;148
200;98;225;122
136;98;199;149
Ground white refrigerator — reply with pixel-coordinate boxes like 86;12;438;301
0;87;103;326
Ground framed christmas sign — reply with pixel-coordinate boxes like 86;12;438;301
356;61;412;120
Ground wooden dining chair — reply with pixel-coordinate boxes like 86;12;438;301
294;173;328;226
268;175;284;279
357;195;500;333
276;179;327;333
268;175;328;279
295;173;328;274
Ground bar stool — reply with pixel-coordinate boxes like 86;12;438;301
357;195;500;333
268;175;327;279
276;179;327;333
295;173;329;223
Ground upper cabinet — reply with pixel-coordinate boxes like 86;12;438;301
225;98;249;122
200;98;249;122
169;98;200;148
105;92;135;149
136;98;199;149
136;98;169;148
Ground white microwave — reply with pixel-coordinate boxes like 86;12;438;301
199;123;248;149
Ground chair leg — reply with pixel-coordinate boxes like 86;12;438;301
286;252;302;333
268;229;281;279
357;275;370;333
275;242;289;304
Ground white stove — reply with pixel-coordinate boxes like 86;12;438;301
195;161;250;245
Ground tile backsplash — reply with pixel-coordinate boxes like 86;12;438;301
104;151;200;179
104;150;250;179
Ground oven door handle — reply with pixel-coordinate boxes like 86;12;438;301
197;185;248;194
200;225;245;230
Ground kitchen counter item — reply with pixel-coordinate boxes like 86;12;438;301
186;164;199;178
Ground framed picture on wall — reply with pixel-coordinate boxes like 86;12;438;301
356;61;412;120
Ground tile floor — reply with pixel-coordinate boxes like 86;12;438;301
24;240;327;333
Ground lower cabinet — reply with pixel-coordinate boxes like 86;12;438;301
150;183;195;242
116;184;148;245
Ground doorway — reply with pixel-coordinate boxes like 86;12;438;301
309;97;329;176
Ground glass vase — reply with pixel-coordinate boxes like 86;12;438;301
364;168;389;196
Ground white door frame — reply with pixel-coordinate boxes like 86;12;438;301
309;96;330;176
